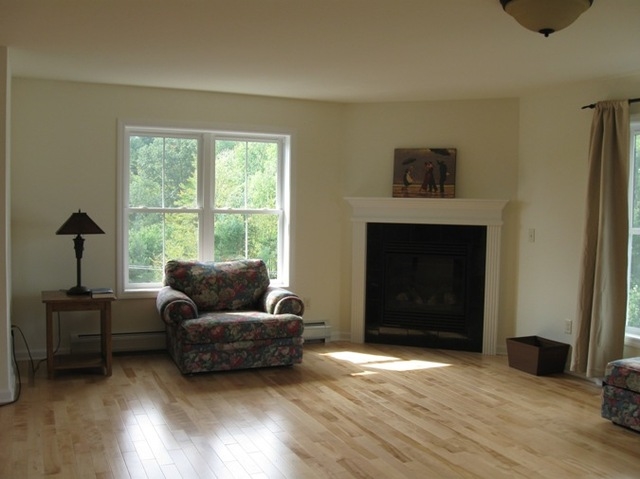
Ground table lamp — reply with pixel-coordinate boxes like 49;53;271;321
56;210;105;295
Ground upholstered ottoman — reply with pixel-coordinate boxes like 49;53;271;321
601;357;640;432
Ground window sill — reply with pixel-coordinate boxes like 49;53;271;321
625;333;640;349
118;289;160;300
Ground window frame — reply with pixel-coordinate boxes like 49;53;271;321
626;117;640;347
117;120;291;298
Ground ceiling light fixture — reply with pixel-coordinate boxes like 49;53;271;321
500;0;593;37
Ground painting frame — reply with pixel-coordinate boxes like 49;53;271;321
392;148;456;198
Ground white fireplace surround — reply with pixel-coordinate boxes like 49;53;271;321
346;197;508;355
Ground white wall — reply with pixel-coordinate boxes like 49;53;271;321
10;79;347;356
517;73;640;358
340;99;521;349
0;47;15;403
10;74;640;361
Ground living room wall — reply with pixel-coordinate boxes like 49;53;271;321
340;99;520;350
11;79;522;359
10;78;347;358
517;73;640;358
10;74;639;364
0;48;13;402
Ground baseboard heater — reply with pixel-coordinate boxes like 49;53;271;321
303;321;331;343
71;322;329;352
70;331;166;354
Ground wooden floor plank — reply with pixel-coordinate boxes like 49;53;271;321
2;341;639;478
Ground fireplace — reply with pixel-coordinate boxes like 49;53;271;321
346;197;507;354
365;223;486;351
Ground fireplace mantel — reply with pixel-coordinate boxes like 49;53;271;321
346;197;508;354
346;197;507;225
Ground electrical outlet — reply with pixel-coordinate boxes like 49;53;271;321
564;319;572;334
528;228;536;243
304;297;311;309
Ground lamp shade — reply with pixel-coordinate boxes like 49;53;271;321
56;210;105;235
501;0;593;37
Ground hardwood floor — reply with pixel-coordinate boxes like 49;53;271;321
1;341;638;478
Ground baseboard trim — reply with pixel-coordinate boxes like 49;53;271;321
71;331;167;354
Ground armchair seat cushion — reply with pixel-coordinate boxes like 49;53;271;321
170;335;304;373
179;311;304;344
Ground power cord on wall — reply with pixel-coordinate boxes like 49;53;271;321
0;326;23;406
0;322;53;407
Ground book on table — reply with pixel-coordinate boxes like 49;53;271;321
90;288;115;299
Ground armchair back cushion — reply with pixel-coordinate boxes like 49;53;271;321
165;259;270;312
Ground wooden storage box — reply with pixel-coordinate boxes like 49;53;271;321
506;336;569;376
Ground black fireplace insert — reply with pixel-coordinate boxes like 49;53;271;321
365;223;486;351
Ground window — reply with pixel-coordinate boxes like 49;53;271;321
118;122;290;294
627;119;640;341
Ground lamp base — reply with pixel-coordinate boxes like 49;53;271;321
66;285;91;296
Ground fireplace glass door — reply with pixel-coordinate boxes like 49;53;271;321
365;223;486;351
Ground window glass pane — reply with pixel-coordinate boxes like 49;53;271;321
628;128;640;331
628;235;640;329
128;212;164;283
215;140;246;209
633;132;640;228
129;136;163;208
248;214;279;279
247;142;277;209
214;140;277;209
163;137;198;208
213;213;246;260
129;135;197;208
128;212;198;283
213;213;279;279
164;212;199;260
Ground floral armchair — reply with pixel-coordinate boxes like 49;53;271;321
156;259;305;374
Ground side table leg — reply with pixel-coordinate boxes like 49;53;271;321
102;303;112;376
46;304;54;379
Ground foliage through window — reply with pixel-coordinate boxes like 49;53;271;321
627;121;640;336
120;124;290;293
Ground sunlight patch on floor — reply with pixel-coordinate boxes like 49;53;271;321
350;371;379;377
366;359;450;371
321;351;451;373
322;351;400;364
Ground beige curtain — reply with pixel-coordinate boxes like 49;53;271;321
572;100;630;378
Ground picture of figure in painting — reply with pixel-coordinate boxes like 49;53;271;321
437;159;449;196
393;148;456;198
420;161;437;193
402;165;415;194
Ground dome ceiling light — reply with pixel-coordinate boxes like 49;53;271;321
500;0;593;37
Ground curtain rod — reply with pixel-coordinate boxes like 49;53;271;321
581;98;640;110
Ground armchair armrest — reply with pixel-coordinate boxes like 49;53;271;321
156;286;198;325
261;286;305;316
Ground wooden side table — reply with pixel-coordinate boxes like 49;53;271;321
42;290;115;378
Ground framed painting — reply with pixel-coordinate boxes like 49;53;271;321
392;148;456;198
